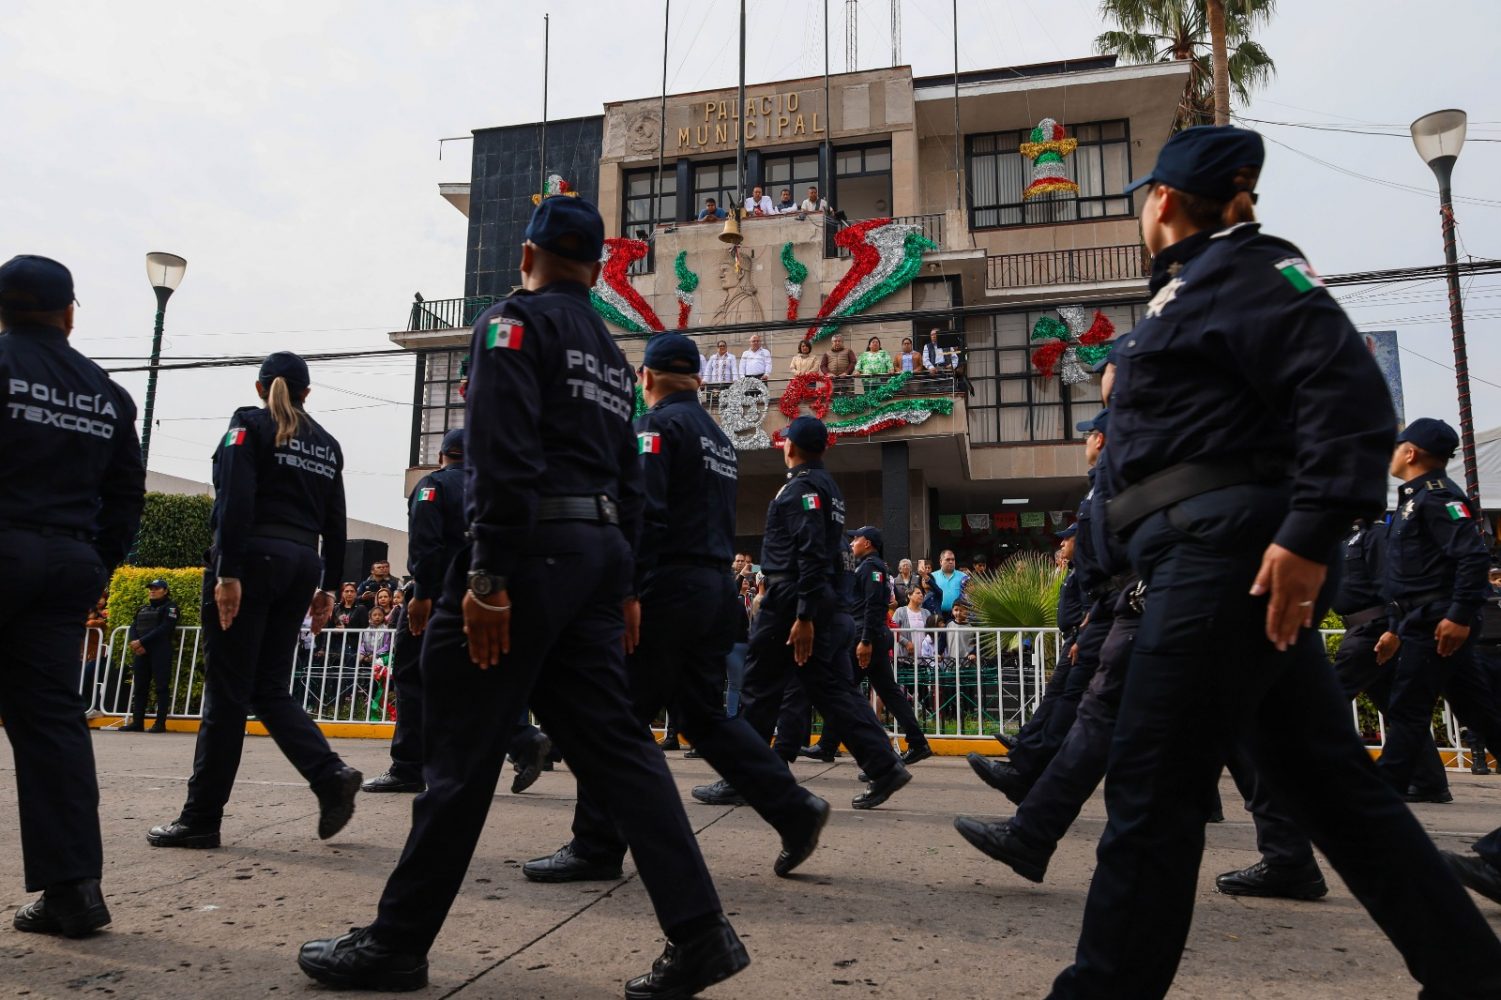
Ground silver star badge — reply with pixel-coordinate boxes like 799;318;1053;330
1146;278;1185;319
1402;499;1416;519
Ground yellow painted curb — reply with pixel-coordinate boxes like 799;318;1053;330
87;716;394;741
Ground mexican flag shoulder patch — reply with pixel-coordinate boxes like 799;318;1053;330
1273;257;1324;293
486;316;524;350
416;487;437;502
1445;500;1470;521
637;432;662;454
800;494;822;511
871;570;884;583
224;428;246;447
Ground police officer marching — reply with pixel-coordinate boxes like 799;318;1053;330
300;197;748;998
1045;126;1501;998
148;352;362;850
0;255;145;937
121;577;179;732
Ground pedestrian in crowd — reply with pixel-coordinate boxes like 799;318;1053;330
331;583;368;630
1040;124;1501;998
82;593;109;719
726;570;752;718
300;197;747;997
148;352;361;851
1;254;145;938
358;608;392;670
358;559;397;604
120;578;179;732
376;586;404;635
891;558;917;607
740;333;772;382
930;549;969;620
788;338;820;376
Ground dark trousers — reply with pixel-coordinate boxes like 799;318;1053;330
819;631;927;751
130;647;173;725
387;625;423;779
1477;823;1501;869
180;538;345;828
1049;485;1501;1000
737;583;900;779
1379;626;1501;794
370;525;721;955
1010;609;1112;782
571;568;812;862
773;670;815;758
0;529;108;892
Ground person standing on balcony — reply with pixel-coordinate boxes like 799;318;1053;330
921;328;958;375
739;334;772;382
1;254;144;939
696;197;727;222
800;186;829;214
774;188;798;214
819;333;856;381
854;336;895;393
148;352;361;852
120;579;179;732
703;340;738;387
744;186;774;217
788;338;820;376
896;337;921;374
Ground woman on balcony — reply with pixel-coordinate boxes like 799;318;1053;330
788;339;820;376
855;336;895;392
896;337;921;375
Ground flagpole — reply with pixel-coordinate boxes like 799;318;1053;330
952;0;961;213
540;12;550;198
736;0;746;213
654;0;670;234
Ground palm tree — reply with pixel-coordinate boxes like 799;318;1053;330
1095;0;1276;128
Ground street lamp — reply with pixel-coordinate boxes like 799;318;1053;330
1410;110;1479;509
140;251;186;473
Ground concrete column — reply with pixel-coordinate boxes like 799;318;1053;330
882;441;911;564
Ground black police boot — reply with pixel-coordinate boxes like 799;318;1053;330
147;820;221;849
1465;730;1492;775
522;843;623;883
13;878;111;937
774;795;831;877
361;769;424;794
1444;851;1501;905
994;732;1015;752
691;779;747;806
683;746;703;759
1403;785;1455;804
798;742;839;762
657;730;683;751
966;752;1029;806
1215;860;1328;900
148;719;168;733
314;766;362;840
118;719;145;733
852;761;912;810
624;914;749;1000
953;816;1053;883
512;734;553;794
900;741;934;767
298;925;429;992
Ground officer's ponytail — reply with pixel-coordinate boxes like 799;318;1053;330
1175;166;1260;232
265;376;305;447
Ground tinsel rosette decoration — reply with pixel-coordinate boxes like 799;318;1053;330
806;219;935;343
830;372;911;416
589;238;666;335
531;174;578;205
1019;119;1079;199
824;398;955;438
781;241;809;321
1030;306;1115;384
673;251;698;329
778;371;833;421
717;377;771;450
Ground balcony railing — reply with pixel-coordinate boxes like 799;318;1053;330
985;244;1149;290
826;212;945;259
407;295;500;332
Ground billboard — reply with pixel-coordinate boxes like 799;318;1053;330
1360;330;1404;425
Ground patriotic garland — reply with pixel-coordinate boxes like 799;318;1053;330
781;241;808;321
589;237;665;335
1030;306;1115;384
1020;118;1080;199
673;251;698;329
823;398;954;437
633;383;648;419
830;371;912;416
779;371;833;420
806;219;935;343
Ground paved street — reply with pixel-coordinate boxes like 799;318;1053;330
0;732;1497;998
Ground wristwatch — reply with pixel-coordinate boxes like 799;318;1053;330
467;570;507;597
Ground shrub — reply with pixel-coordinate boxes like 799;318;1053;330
129;492;214;569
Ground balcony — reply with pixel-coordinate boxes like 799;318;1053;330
408;295;499;331
985;244;1148;291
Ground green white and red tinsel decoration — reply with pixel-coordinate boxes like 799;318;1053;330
781;241;808;321
767;370;951;449
824;398;954;437
1030;306;1115;384
590;237;665;335
673;251;698;329
805;218;935;343
1019;119;1079;199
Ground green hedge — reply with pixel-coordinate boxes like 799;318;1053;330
129;492;214;569
105;566;206;716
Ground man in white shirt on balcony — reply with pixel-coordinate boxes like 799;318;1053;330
703;340;738;386
774;189;799;214
922;328;959;373
739;334;772;382
744;186;775;217
801;186;830;213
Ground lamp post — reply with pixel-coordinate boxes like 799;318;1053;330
140;252;186;473
1410;109;1479;510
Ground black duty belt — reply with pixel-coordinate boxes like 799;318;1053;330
1341;605;1388;629
250;524;319;548
536;494;619;525
1394;589;1450;617
1107;453;1289;538
0;521;92;542
659;555;730;569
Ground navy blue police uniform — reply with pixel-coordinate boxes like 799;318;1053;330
126;583;179;730
150;353;358;848
1048;127;1501;999
301;199;746;997
549;333;830;879
0;255;144;934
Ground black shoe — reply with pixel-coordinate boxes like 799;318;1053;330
691;779;747;806
362;770;424;794
315;766;362;840
852;762;912;810
774;795;831;877
299;925;429;992
147;820;221;849
994;733;1015;752
967;752;1029;806
1403;786;1454;804
1215;860;1328;900
658;734;683;751
522;843;623;883
1207;808;1225;823
624;914;749;999
683;747;703;760
953;816;1051;883
1473;760;1493;776
900;742;933;767
148;722;168;733
512;734;552;794
1444;851;1501;905
118;721;145;733
798;743;839;762
13;879;111;937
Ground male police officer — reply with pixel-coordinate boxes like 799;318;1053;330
300;198;748;998
121;578;179;732
0;255;145;936
527;333;830;884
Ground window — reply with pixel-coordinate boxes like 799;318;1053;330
967;119;1132;229
829;142;894;256
762;150;821;206
622;167;677;272
413;349;467;466
693;160;737;215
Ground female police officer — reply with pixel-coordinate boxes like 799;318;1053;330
1045;126;1501;998
147;352;361;849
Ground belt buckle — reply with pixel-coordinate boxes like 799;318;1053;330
597;496;618;521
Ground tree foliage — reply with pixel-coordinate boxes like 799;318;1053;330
129;492;214;569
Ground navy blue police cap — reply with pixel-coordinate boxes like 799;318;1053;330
1075;409;1109;436
1057;523;1078;540
259;351;310;390
851;525;884;552
1395;417;1459;460
642;333;702;375
440;427;465;458
785;415;828;454
1125;125;1265;203
526;196;606;263
0;255;76;310
148;578;169;589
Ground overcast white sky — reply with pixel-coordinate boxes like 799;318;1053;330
4;0;1499;529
